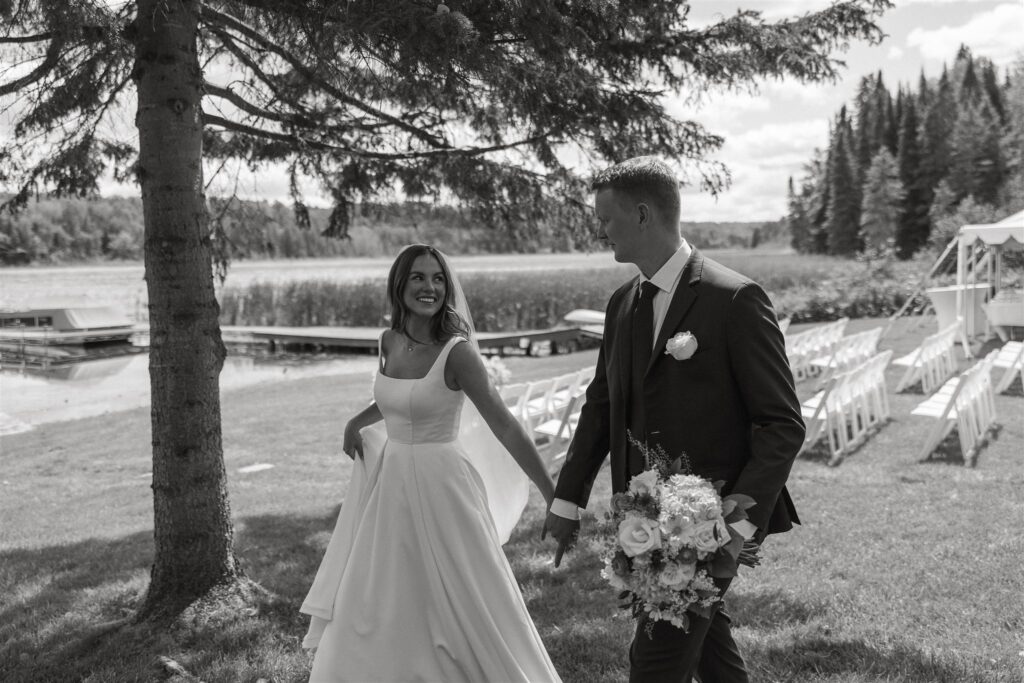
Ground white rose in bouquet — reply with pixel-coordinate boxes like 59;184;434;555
657;561;697;588
691;520;725;555
618;517;662;557
628;469;660;497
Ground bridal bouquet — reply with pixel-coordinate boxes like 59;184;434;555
600;433;757;633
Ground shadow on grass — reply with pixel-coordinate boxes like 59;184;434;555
2;504;1011;683
797;438;837;466
0;506;343;683
755;635;1001;683
503;510;634;682
919;422;1004;468
729;589;825;630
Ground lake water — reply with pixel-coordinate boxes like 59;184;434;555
0;252;624;319
0;351;378;435
0;253;627;434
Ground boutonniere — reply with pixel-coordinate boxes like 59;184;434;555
665;331;698;360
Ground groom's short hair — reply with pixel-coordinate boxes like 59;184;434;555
591;156;681;223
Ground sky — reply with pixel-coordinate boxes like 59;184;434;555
675;0;1023;221
3;1;1023;223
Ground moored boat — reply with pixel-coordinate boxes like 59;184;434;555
0;306;138;346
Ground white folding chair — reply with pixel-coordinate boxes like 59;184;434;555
893;323;959;394
499;382;531;425
799;375;845;461
533;390;585;474
991;340;1024;394
786;318;849;382
912;351;999;465
862;350;893;428
519;378;556;432
810;327;882;384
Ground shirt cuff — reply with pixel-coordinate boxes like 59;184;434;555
549;498;580;520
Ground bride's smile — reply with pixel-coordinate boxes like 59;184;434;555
402;253;447;319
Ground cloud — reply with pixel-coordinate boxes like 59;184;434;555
906;3;1024;67
688;1;836;24
898;0;1002;4
679;119;828;221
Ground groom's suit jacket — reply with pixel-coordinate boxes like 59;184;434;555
555;248;804;535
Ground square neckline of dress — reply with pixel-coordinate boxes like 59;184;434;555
378;335;460;381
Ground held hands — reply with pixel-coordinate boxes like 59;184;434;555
342;421;364;461
541;511;580;568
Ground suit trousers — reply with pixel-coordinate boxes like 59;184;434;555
628;577;748;683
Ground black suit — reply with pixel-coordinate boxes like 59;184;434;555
554;248;805;681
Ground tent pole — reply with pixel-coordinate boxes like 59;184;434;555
882;235;960;340
957;237;972;358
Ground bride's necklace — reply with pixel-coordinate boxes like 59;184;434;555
402;328;433;352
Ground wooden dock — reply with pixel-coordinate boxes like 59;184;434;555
219;325;593;356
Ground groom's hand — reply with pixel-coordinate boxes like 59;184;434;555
541;512;580;568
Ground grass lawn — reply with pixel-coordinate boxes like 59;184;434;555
1;316;1022;682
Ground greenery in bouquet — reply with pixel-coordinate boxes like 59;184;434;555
600;432;758;634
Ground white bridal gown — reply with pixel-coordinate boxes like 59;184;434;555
301;337;560;683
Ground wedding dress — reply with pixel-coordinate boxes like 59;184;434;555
301;337;560;682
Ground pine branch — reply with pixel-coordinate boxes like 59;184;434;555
199;3;451;150
202;110;553;161
203;81;313;128
0;32;54;44
0;36;62;97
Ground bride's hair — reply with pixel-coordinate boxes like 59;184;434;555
387;244;471;342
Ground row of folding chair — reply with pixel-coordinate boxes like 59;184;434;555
785;318;850;381
912;350;999;465
799;350;893;465
809;327;883;383
500;366;596;474
892;323;959;394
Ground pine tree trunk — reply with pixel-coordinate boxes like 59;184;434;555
133;0;242;619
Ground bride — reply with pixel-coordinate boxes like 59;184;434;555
300;244;562;682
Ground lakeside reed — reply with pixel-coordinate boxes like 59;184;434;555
219;253;928;329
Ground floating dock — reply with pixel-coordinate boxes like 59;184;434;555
219;325;592;356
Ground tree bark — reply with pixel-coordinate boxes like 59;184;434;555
133;0;242;620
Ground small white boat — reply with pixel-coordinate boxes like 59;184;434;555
0;306;137;345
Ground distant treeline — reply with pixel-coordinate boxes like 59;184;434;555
785;45;1024;260
0;195;785;265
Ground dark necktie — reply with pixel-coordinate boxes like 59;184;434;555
631;281;657;379
628;281;658;472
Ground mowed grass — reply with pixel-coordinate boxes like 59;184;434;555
1;316;1022;682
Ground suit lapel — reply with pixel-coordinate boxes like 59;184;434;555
646;249;704;375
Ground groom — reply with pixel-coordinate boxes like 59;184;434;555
544;156;805;682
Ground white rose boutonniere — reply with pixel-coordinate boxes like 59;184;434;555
665;331;698;361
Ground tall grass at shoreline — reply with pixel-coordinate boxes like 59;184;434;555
219;252;929;329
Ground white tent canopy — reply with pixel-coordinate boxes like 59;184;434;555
958;210;1024;250
953;210;1024;348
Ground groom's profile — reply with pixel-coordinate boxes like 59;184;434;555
544;156;805;682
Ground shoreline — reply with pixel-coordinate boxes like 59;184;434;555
0;349;599;436
0;353;381;435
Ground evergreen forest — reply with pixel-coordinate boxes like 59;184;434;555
785;46;1024;260
0;195;784;265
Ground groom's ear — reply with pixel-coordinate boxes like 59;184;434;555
636;202;650;229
